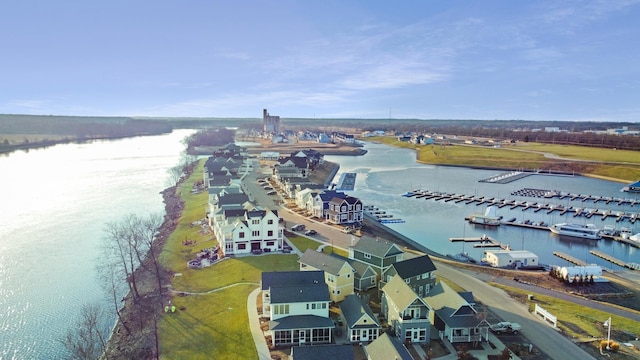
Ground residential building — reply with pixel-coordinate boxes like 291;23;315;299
299;249;355;302
261;271;334;347
339;294;381;344
213;208;283;256
311;190;348;219
349;236;404;276
290;344;353;360
424;281;490;344
382;255;437;296
381;275;431;344
363;333;413;360
348;259;377;291
326;195;363;224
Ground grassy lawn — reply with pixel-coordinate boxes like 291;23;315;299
490;283;640;338
368;136;640;182
158;160;301;359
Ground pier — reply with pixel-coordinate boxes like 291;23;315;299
553;252;588;266
402;189;640;224
449;236;510;250
589;250;640;270
363;205;404;224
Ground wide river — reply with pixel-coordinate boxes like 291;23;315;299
325;142;640;268
0;130;193;359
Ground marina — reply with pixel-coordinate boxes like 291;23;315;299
449;235;511;250
403;189;640;224
363;205;405;223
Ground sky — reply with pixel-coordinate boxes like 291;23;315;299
1;0;639;122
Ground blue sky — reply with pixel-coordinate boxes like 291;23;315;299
1;0;639;121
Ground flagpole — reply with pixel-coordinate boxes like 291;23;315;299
606;316;611;350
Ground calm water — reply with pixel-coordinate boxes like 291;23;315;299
0;130;193;359
325;142;640;268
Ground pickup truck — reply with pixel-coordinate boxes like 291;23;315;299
489;321;522;334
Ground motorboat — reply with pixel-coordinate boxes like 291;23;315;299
549;223;601;240
469;206;501;226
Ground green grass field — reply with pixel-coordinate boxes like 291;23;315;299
158;165;322;359
369;136;640;182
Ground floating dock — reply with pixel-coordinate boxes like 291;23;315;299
364;205;404;224
553;251;588;266
449;236;510;250
403;189;640;224
589;250;639;270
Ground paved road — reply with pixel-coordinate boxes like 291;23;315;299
434;260;597;360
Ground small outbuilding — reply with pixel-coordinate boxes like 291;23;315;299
483;250;538;268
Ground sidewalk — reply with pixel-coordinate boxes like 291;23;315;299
247;287;271;360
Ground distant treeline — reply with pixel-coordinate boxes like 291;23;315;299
0;114;172;138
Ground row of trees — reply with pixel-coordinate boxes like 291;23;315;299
62;213;167;359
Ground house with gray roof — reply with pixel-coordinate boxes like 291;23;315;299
363;332;412;360
339;294;381;344
381;275;431;344
299;249;355;302
348;259;377;291
262;271;334;347
349;236;404;276
290;344;353;360
382;255;437;296
326;195;363;224
424;281;489;344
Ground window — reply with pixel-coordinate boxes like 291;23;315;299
422;273;428;279
239;232;245;238
267;230;273;237
364;253;371;259
405;278;410;284
322;303;327;309
346;273;351;278
341;205;347;211
238;243;246;250
416;275;420;280
267;219;273;224
266;241;274;246
252;219;260;225
252;230;260;237
312;303;316;310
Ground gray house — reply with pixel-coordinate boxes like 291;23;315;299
349;236;404;277
424;281;490;344
381;275;431;344
382;255;437;296
339;294;381;344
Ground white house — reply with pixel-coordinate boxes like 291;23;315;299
213;208;283;256
262;271;334;347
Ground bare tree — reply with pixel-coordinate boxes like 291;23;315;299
60;303;110;360
96;260;131;336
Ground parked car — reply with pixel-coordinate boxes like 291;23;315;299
291;224;306;231
263;186;273;191
304;229;317;236
490;322;522;334
267;191;277;195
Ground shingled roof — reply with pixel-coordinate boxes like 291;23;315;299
389;255;436;278
299;249;354;276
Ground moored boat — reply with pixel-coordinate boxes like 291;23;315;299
549;223;602;240
469;206;501;226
